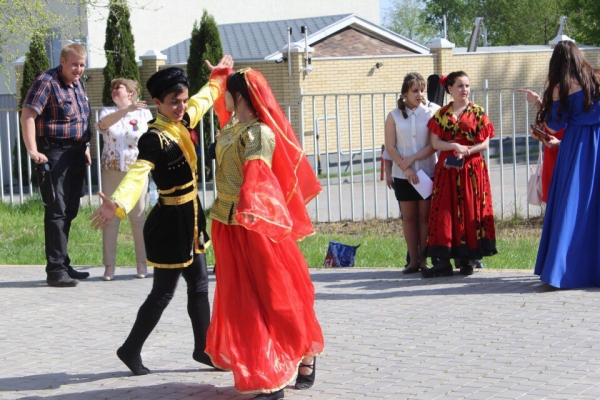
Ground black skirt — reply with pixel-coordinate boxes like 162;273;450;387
393;177;432;202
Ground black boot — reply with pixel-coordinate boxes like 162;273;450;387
118;292;170;375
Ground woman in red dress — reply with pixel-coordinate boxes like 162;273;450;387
205;68;324;399
423;71;498;277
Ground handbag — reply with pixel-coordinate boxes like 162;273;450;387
527;144;543;206
323;241;360;268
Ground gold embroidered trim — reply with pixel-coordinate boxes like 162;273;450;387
160;190;197;205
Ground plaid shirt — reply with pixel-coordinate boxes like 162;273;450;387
22;65;91;142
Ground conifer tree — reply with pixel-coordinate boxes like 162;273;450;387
187;10;223;179
15;29;50;180
19;30;50;108
102;0;140;106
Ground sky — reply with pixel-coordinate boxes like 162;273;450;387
379;0;394;24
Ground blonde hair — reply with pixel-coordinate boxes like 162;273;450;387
111;78;140;102
60;43;87;61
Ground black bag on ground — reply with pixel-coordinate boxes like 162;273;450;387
33;162;55;205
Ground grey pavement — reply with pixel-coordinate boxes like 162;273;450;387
1;266;600;399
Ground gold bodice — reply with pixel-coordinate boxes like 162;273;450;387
210;116;276;224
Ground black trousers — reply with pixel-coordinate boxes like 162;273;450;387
41;141;86;276
120;253;211;356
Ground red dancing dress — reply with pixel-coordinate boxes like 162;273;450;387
425;102;497;261
205;68;324;394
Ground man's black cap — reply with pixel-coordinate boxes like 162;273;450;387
146;67;190;99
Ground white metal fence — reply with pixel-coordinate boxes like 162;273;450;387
1;85;546;221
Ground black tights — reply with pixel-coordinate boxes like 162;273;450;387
120;254;210;357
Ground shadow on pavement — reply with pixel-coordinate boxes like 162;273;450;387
15;382;240;399
3;374;239;397
310;269;568;300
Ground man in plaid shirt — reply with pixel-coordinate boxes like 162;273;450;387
20;43;92;287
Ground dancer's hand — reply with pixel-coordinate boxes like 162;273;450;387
205;55;234;71
89;192;117;229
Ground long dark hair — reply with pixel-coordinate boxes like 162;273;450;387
397;72;426;119
227;72;255;113
538;41;600;124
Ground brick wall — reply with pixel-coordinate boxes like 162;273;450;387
14;46;600;157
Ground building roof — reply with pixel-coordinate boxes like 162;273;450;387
162;13;430;65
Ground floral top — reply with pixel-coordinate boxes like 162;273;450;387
97;107;153;171
427;101;494;145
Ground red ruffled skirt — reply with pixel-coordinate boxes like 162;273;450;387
206;221;324;394
424;152;497;260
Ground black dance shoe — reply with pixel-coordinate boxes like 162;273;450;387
117;347;150;375
252;389;284;399
421;262;453;278
295;357;316;390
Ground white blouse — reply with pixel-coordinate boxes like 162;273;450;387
389;102;440;179
97;107;153;171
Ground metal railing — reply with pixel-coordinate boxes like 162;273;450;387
1;87;546;221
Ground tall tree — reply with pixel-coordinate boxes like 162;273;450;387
566;0;600;46
482;0;567;46
15;29;50;180
19;30;50;108
187;10;223;179
102;0;140;106
384;0;438;45
423;0;479;47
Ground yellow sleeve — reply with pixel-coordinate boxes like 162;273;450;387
110;159;153;216
187;79;225;129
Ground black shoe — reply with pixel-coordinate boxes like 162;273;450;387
421;262;453;278
193;350;223;370
252;389;284;399
47;274;79;287
295;357;316;390
117;347;150;375
67;266;89;280
402;265;420;275
460;265;474;275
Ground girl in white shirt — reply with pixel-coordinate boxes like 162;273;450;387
384;73;439;275
97;78;153;281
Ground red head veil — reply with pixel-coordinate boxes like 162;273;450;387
210;67;322;241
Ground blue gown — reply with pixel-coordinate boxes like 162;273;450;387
534;90;600;288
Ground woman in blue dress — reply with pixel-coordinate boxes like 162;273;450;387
534;41;600;289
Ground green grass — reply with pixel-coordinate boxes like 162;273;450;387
0;197;541;269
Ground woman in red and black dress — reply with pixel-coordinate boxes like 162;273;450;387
422;71;497;278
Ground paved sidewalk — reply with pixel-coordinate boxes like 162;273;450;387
1;266;600;399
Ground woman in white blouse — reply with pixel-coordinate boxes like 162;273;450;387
97;78;153;281
385;73;440;275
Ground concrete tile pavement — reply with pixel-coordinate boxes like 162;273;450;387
1;266;600;399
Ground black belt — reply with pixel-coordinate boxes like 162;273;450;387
47;138;86;148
